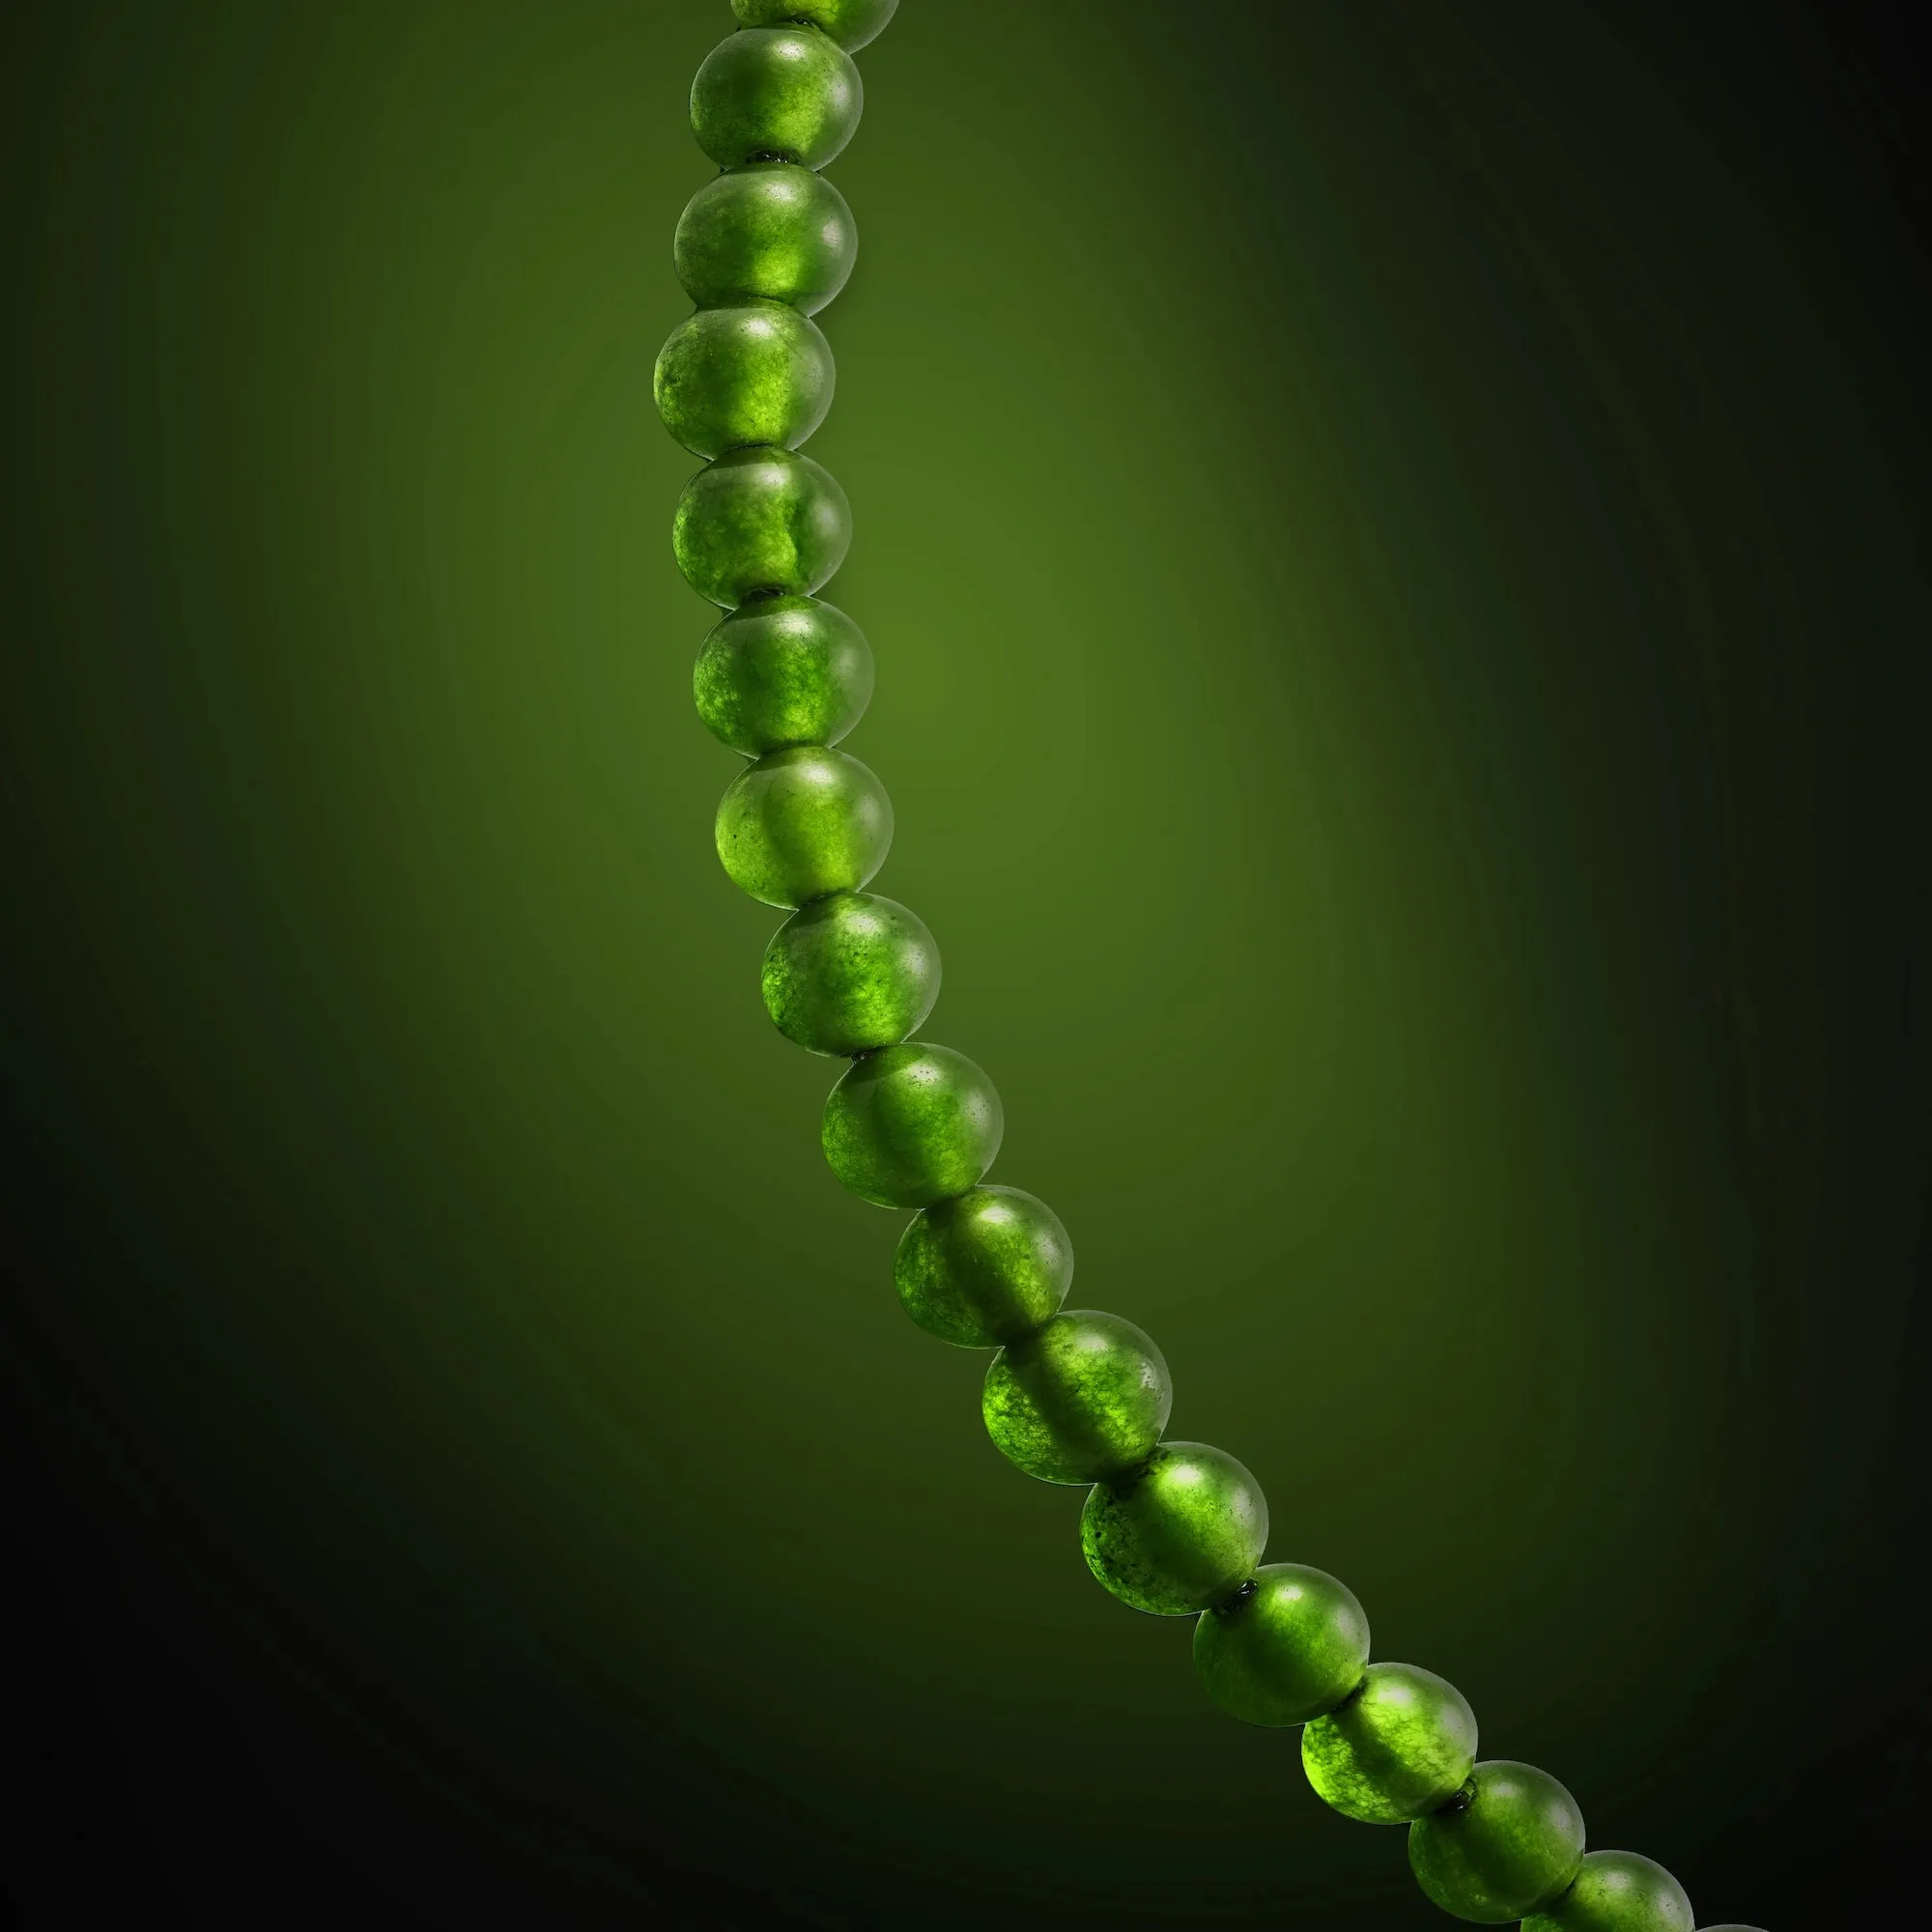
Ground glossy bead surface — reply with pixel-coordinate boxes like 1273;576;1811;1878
693;595;872;755
1080;1442;1267;1615
654;301;833;460
730;0;898;51
1193;1563;1370;1727
673;447;852;609
822;1042;1003;1208
761;891;938;1056
675;164;856;316
1409;1761;1586;1923
1301;1663;1478;1824
895;1186;1072;1348
982;1311;1170;1484
1523;1852;1693;1932
691;28;861;171
715;745;891;908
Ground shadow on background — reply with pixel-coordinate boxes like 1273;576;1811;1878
3;1;1926;1924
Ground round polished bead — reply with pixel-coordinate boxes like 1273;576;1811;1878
1301;1662;1478;1824
730;0;898;51
982;1311;1171;1484
1192;1563;1370;1727
1523;1852;1693;1932
692;595;871;756
1080;1442;1267;1615
691;28;861;171
654;300;834;460
675;164;856;316
1410;1760;1586;1923
715;745;891;908
673;446;852;609
895;1186;1072;1348
761;891;938;1056
822;1042;1003;1208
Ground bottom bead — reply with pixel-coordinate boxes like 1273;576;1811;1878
1522;1850;1693;1932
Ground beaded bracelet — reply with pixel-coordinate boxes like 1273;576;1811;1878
655;7;1763;1927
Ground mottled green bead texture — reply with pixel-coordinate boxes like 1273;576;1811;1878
1410;1760;1586;1923
673;446;851;608
1301;1662;1478;1824
715;745;891;908
691;28;861;171
822;1042;1004;1208
731;0;898;51
1523;1851;1693;1932
982;1311;1171;1485
1080;1442;1267;1615
761;891;938;1056
895;1186;1072;1348
693;595;872;755
1193;1563;1369;1727
654;301;833;460
675;165;856;317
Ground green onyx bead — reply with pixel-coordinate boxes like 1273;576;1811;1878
982;1311;1171;1485
730;0;899;52
715;745;891;908
691;28;862;171
1523;1852;1694;1932
895;1186;1072;1348
693;595;872;755
1301;1662;1478;1824
761;891;939;1056
1080;1442;1267;1615
1409;1760;1586;1923
822;1042;1003;1208
673;446;852;609
1192;1563;1370;1727
654;300;834;461
674;164;856;316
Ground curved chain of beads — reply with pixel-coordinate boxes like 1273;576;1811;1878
656;9;1761;1929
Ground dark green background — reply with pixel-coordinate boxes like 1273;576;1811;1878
3;2;1925;1924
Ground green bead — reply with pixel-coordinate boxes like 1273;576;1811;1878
1524;1852;1694;1932
654;301;834;461
693;595;872;756
1409;1760;1586;1923
895;1186;1072;1348
730;0;898;52
691;28;862;171
761;891;939;1056
1301;1662;1478;1824
982;1311;1171;1484
822;1041;1003;1208
1080;1442;1267;1615
673;446;852;609
715;745;891;908
675;164;856;316
1192;1563;1370;1726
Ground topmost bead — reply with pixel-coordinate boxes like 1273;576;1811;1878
692;29;863;171
730;0;899;52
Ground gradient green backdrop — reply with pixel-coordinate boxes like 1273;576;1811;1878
3;2;1925;1924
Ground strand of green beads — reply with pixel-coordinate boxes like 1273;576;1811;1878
658;8;1761;1928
